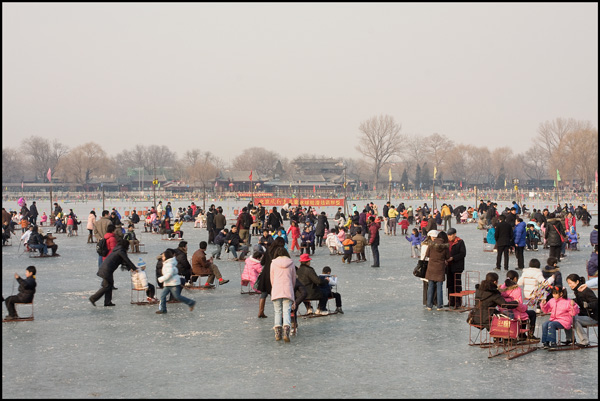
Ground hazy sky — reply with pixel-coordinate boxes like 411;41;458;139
3;3;598;163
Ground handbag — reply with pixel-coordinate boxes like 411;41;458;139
253;271;263;291
489;314;519;339
552;224;565;242
412;259;428;278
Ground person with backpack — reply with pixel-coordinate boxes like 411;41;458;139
93;210;112;266
89;239;138;307
236;207;253;246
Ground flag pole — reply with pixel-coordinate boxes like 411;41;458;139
388;171;391;204
49;183;53;218
251;171;254;206
556;170;559;210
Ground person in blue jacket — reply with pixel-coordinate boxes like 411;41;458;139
513;217;527;269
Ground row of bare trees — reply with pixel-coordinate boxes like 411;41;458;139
2;117;597;190
356;115;598;190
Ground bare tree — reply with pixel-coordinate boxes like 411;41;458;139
536;117;595;176
356;115;404;187
146;145;177;172
421;133;454;181
188;151;220;210
2;147;26;183
20;136;69;182
488;147;514;188
469;147;492;187
182;149;201;168
115;145;147;172
231;147;280;178
520;145;548;187
401;136;427;167
58;142;110;190
561;128;599;189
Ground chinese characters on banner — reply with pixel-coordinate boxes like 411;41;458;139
236;192;273;197
254;198;344;207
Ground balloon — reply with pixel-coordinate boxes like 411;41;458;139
17;197;25;207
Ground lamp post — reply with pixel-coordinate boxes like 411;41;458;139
513;178;520;210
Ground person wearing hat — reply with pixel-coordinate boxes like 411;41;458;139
296;253;330;315
425;230;450;310
446;228;466;308
131;257;156;301
44;231;59;257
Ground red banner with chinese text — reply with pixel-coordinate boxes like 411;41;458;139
236;192;273;197
254;198;344;207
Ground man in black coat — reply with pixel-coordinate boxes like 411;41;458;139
89;239;137;307
477;200;487;217
446;228;467;308
494;214;513;271
206;205;215;244
226;226;249;261
382;202;390;235
486;203;497;226
29;201;39;225
174;241;192;283
3;266;36;319
505;208;518;227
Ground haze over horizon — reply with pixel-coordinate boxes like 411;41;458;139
2;3;598;162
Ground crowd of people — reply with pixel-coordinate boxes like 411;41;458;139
2;197;597;349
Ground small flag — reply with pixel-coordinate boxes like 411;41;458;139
504;179;507;188
595;170;598;184
249;170;253;181
21;181;24;190
553;180;556;188
388;168;392;182
433;166;437;180
214;181;218;187
47;168;52;182
343;181;346;188
556;169;561;182
313;185;316;193
460;181;462;188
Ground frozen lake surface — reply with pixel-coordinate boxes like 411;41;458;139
2;198;598;398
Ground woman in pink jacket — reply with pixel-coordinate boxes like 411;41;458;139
500;270;538;340
269;247;295;342
87;211;96;243
540;286;580;349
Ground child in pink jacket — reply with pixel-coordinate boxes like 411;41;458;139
540;286;580;348
500;270;538;340
241;251;263;292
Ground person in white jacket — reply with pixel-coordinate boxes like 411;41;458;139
517;258;554;313
156;249;196;314
131;258;156;301
325;229;343;255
